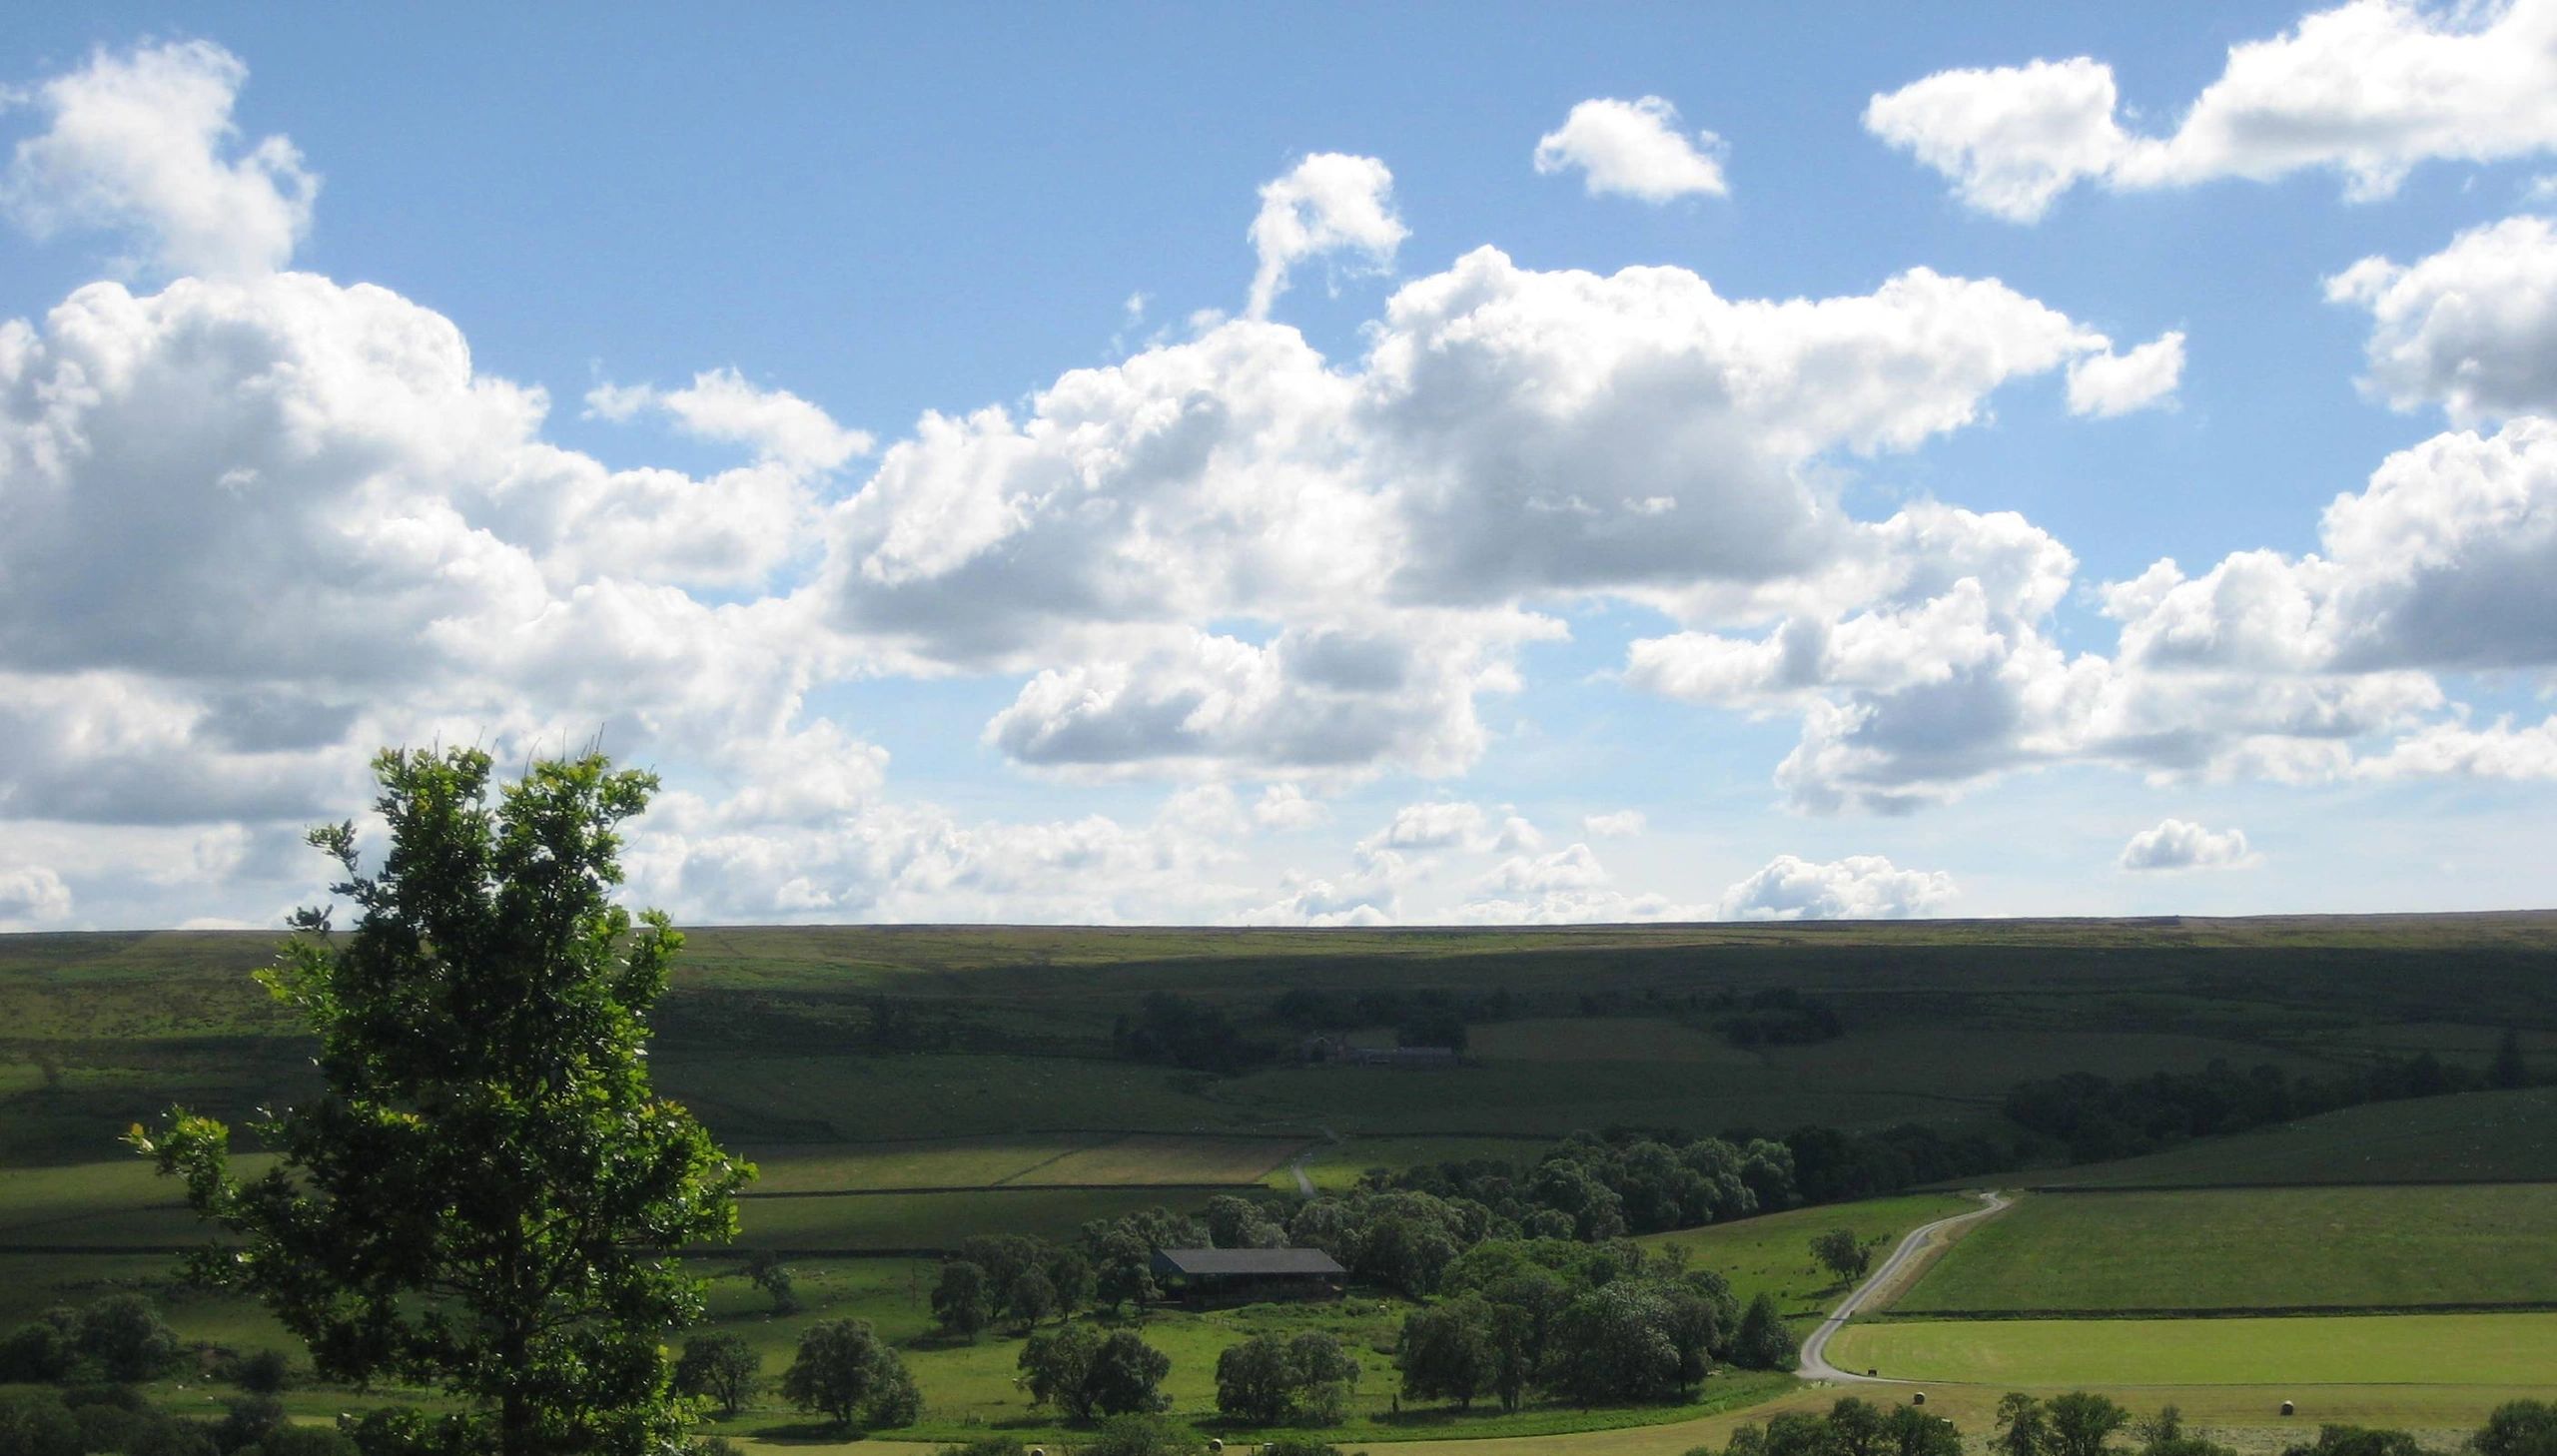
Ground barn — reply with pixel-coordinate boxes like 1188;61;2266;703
1149;1247;1345;1305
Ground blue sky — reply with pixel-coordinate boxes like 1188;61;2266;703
4;2;2556;928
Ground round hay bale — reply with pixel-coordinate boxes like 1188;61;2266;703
2282;1401;2296;1417
1211;1442;1225;1453
1912;1392;1927;1406
1868;1368;1879;1377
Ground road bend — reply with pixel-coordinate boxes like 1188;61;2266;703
1796;1189;2012;1383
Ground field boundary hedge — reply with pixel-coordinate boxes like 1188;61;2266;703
736;1180;1257;1198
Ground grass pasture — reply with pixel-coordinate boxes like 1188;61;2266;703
1007;1132;1305;1185
1829;1311;2557;1386
1642;1191;1984;1318
2027;1086;2557;1188
1888;1185;2557;1314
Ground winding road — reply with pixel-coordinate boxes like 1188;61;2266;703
1797;1189;2012;1383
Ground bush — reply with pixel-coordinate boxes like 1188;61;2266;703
336;1407;483;1456
1079;1414;1196;1456
233;1348;293;1394
0;1390;83;1456
216;1396;289;1455
929;1442;1026;1456
79;1295;184;1384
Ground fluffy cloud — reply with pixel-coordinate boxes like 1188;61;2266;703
0;864;73;926
586;368;873;472
1532;96;1728;202
1245;153;1406;320
1;40;316;277
1870;0;2557;220
1715;853;1957;920
1582;810;1646;838
2120;817;2256;871
2328;215;2557;422
2111;419;2557;676
2066;332;2186;417
1864;57;2131;223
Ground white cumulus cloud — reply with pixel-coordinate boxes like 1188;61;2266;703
1245;153;1407;320
2119;818;2257;871
2328;215;2557;422
1582;809;1647;838
1869;0;2557;221
1716;853;1958;920
1533;96;1729;202
2;40;317;277
2067;332;2186;417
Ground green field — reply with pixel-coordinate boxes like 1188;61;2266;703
1888;1185;2557;1314
10;914;2554;1163
2027;1086;2557;1187
1830;1311;2557;1386
1644;1192;1982;1318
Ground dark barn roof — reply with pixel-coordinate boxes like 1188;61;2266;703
1151;1247;1345;1277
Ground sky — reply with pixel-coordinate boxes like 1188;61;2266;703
4;2;2557;930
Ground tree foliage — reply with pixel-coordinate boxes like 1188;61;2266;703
779;1319;919;1431
932;1261;993;1342
1216;1332;1357;1427
1811;1229;1873;1284
673;1334;761;1418
131;749;752;1456
1017;1324;1171;1423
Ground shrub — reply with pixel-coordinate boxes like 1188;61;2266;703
0;1390;83;1456
1079;1414;1196;1456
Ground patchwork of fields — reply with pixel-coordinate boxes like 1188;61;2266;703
5;916;2557;1454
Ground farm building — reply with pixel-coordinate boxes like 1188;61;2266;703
1150;1247;1345;1304
1298;1035;1460;1069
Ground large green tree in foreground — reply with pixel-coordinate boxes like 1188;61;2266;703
132;748;753;1456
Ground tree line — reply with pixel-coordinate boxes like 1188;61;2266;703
2005;1037;2539;1164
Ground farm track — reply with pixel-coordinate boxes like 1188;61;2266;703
1799;1190;2011;1382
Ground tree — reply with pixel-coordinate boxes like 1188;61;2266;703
2474;1401;2557;1456
1215;1336;1298;1426
1005;1267;1058;1331
1397;1299;1496;1411
1827;1399;1885;1456
932;1261;993;1342
131;749;752;1456
1810;1229;1873;1285
77;1294;183;1383
673;1334;761;1418
2045;1392;2129;1456
1996;1394;2049;1456
1286;1331;1359;1426
0;1391;82;1456
1019;1325;1170;1423
1045;1247;1097;1316
1885;1406;1962;1456
780;1319;918;1431
2491;1030;2530;1091
1730;1293;1795;1371
1082;1331;1173;1420
1019;1324;1101;1418
744;1253;798;1316
2133;1406;2183;1452
1092;1230;1157;1313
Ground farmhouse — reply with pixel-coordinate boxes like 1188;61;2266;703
1150;1247;1345;1304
